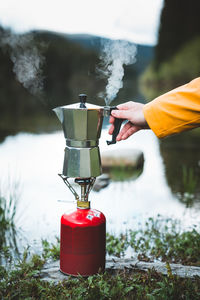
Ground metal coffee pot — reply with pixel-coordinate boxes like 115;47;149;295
53;94;123;178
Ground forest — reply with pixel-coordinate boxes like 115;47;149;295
141;0;200;99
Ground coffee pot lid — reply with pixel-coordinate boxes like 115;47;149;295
57;94;103;110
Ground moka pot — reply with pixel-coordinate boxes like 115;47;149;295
53;94;123;178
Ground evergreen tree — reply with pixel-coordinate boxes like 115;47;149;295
155;0;200;67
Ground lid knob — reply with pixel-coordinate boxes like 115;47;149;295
79;94;87;108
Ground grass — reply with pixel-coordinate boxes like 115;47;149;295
128;217;200;266
0;189;17;232
41;238;60;260
0;249;200;299
0;179;21;264
106;216;200;266
106;232;128;257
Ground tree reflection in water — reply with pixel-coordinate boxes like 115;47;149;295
160;128;200;208
0;180;22;265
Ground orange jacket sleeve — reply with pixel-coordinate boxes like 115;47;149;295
143;77;200;138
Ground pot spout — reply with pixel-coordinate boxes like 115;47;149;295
53;107;64;124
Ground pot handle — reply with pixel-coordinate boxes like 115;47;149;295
106;107;124;145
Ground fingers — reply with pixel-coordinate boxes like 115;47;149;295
117;101;134;110
109;102;135;123
116;122;132;140
109;115;115;124
109;101;142;140
109;121;130;136
116;122;140;141
111;109;132;120
109;121;140;141
120;126;140;140
108;124;114;135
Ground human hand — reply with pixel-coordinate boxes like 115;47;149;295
109;101;149;141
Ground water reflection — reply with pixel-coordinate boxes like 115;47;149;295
160;128;200;204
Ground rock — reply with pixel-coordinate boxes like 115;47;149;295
93;174;110;192
41;260;68;283
40;259;200;283
101;149;144;171
101;149;144;181
106;258;200;278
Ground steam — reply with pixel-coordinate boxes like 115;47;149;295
99;40;137;106
1;32;45;96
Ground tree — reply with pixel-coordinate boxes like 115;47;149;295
155;0;200;67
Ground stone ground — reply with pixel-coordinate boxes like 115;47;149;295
41;259;200;283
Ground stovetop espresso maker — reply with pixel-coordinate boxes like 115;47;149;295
53;94;123;276
54;93;123;178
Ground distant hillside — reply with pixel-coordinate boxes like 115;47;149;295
62;33;154;74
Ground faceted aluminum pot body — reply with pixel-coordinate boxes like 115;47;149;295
63;145;101;178
62;108;104;141
53;102;104;178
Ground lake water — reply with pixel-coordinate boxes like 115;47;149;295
1;124;200;254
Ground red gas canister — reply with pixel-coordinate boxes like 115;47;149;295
60;207;106;276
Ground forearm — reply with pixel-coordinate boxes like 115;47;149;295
143;77;200;138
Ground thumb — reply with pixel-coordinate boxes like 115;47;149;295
111;109;132;120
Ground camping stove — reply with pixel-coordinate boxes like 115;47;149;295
53;94;123;276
